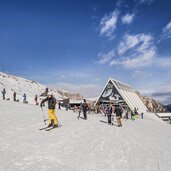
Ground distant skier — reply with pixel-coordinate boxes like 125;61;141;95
73;105;77;112
125;109;129;119
35;95;38;105
23;93;26;103
58;101;61;109
13;92;16;101
134;107;138;119
106;105;112;124
115;105;122;127
82;99;88;120
96;103;101;114
131;110;135;121
45;87;49;96
112;105;115;114
77;102;82;119
1;88;6;100
40;92;59;128
65;103;69;111
141;112;144;119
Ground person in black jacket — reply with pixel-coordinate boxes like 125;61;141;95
35;95;38;105
40;92;59;128
82;99;88;120
106;105;112;124
13;92;16;101
115;105;122;127
1;88;6;100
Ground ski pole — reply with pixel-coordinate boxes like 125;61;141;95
41;107;46;125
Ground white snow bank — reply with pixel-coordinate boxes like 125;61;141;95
0;100;171;171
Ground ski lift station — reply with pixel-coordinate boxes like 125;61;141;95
95;78;148;114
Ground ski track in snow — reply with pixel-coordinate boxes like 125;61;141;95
0;100;171;171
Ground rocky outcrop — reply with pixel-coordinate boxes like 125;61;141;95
57;90;83;100
135;91;168;112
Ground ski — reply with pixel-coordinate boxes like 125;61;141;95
39;126;53;130
45;125;62;131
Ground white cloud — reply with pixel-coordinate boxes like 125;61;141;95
121;14;135;24
121;48;156;68
117;34;140;55
118;33;154;55
100;10;119;39
98;33;156;69
162;21;171;38
97;50;115;64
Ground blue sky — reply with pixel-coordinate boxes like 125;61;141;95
0;0;171;104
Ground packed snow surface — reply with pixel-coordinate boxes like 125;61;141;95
0;100;171;171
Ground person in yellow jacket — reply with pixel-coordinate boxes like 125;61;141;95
40;92;59;128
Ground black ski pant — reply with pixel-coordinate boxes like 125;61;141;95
108;114;112;124
83;110;87;120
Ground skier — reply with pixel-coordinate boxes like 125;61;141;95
40;92;59;128
13;92;16;101
45;87;49;95
23;93;26;103
112;105;115;114
104;106;107;117
73;105;77;112
35;95;38;105
58;101;61;109
134;107;138;119
65;103;69;111
141;112;144;119
96;103;101;114
131;110;135;121
106;105;112;124
82;99;88;120
1;88;6;100
125;110;129;119
115;105;122;127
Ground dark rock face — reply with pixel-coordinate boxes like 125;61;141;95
166;104;171;112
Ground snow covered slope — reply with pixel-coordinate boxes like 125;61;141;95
0;72;63;103
0;99;171;171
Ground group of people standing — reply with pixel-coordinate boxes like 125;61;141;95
130;107;144;120
104;105;123;127
76;101;123;127
97;104;144;127
1;88;27;103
